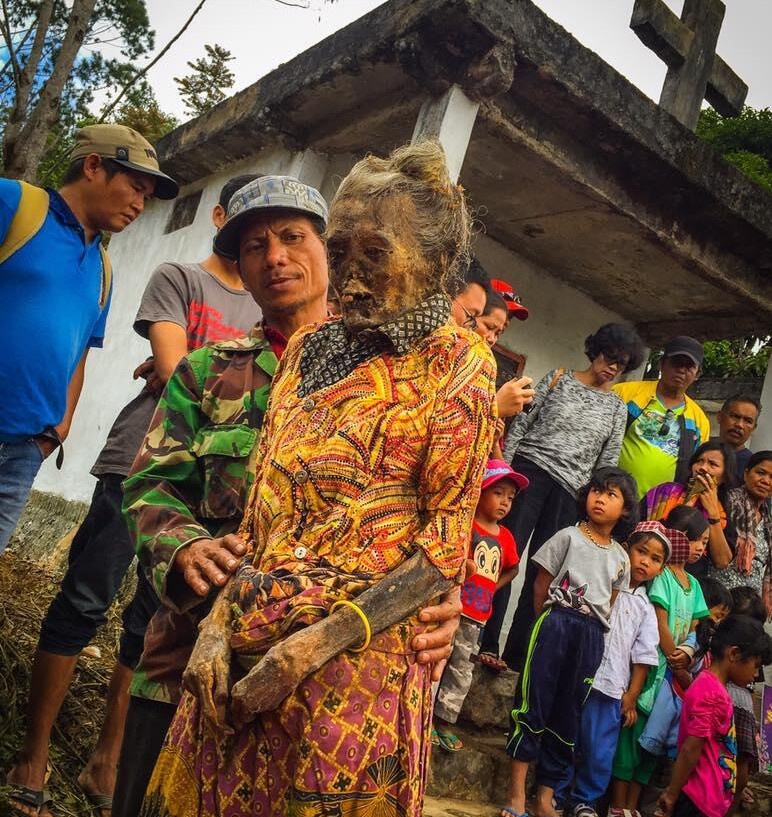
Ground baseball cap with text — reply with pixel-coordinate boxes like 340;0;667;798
70;124;179;200
214;175;329;259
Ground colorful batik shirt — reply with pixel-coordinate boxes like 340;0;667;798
141;309;497;817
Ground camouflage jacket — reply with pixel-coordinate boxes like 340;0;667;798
123;325;279;703
124;325;277;602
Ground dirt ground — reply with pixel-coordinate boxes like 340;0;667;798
0;553;133;817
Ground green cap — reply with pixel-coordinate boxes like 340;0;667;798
70;124;179;200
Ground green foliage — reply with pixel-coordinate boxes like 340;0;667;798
701;338;771;379
114;98;178;146
174;43;234;118
696;107;772;193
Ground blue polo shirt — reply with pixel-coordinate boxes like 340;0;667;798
0;178;112;440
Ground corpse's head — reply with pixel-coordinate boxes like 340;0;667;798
325;141;471;333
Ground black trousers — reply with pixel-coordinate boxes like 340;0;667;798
479;456;578;668
38;474;160;668
112;696;177;817
506;606;605;789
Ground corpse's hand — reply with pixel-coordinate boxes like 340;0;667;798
183;591;234;732
413;558;474;681
174;534;247;596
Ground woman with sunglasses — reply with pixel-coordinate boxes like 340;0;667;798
643;440;738;578
479;322;646;672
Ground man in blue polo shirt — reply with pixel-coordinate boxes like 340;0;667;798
0;124;178;552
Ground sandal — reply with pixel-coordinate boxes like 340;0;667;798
82;790;113;813
477;651;508;672
435;729;463;752
496;807;528;817
7;783;53;816
430;728;440;747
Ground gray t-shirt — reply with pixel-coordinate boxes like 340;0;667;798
92;262;262;477
502;369;627;496
533;524;630;628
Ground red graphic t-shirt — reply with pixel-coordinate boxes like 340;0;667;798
461;521;518;623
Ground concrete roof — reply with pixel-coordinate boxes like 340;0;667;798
156;0;772;343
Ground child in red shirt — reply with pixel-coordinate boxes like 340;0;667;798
433;459;528;751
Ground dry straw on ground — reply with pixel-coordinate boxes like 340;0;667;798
0;553;135;817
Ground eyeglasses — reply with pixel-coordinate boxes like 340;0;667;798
602;352;631;370
459;304;478;330
659;408;676;437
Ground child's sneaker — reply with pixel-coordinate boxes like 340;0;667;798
571;805;598;817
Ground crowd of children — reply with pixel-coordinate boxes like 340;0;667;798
433;460;772;817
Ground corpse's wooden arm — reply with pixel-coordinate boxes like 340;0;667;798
230;551;452;724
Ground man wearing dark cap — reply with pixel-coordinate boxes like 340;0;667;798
0;124;178;553
614;336;710;497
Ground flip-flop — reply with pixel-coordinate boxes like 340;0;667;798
477;651;508;672
496;807;528;817
82;790;113;813
435;729;463;752
430;728;441;747
7;783;53;816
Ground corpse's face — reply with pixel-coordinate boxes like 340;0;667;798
326;196;434;332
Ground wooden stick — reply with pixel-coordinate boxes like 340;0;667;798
230;551;452;723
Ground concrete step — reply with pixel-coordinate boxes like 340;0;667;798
428;722;510;804
424;795;495;816
428;663;520;804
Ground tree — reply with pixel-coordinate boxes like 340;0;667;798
0;0;208;182
701;337;771;379
696;106;772;193
174;43;234;118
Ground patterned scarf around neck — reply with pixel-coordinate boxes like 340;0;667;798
726;485;772;616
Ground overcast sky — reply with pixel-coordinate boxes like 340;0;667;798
140;0;770;123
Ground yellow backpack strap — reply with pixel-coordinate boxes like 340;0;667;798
98;244;112;309
0;181;49;265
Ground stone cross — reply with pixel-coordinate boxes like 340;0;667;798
631;0;747;130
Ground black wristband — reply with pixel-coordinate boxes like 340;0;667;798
707;517;721;525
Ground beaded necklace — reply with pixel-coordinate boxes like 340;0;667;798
580;520;611;548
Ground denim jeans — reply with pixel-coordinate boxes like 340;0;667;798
0;439;43;552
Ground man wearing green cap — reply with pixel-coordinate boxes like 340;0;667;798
0;124;178;554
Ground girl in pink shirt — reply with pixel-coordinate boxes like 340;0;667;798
657;615;772;817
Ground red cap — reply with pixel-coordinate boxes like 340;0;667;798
490;279;529;321
481;459;529;492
